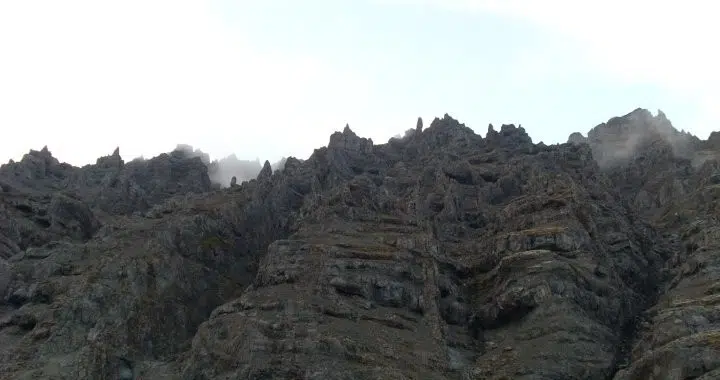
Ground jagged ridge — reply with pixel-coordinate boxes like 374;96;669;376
0;109;719;379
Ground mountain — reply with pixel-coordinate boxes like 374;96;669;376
1;108;719;379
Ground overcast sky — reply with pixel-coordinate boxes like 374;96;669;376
1;0;717;166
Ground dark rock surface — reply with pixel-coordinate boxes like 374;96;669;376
0;109;719;379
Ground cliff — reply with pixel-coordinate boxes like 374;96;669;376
1;109;719;379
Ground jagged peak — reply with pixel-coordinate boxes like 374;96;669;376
584;108;706;167
27;146;53;157
20;146;57;166
283;156;302;171
484;123;533;145
416;117;423;133
628;107;653;119
590;108;682;139
328;123;374;155
499;123;519;133
487;123;497;135
568;132;588;145
602;108;650;128
173;143;194;154
428;113;466;130
258;160;273;180
96;147;124;168
170;144;211;165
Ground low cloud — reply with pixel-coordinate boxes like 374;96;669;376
581;109;700;168
172;144;288;187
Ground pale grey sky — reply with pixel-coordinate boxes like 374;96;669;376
1;0;717;166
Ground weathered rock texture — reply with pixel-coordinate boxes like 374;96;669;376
1;108;719;379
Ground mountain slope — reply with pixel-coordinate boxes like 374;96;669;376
0;109;718;379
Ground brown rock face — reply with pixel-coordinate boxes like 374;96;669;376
0;109;719;379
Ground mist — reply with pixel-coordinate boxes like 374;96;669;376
390;128;419;142
172;144;288;187
577;109;703;168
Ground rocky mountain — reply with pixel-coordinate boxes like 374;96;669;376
1;108;719;379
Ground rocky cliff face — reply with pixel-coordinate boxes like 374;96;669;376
1;109;719;379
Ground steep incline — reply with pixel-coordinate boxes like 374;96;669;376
0;109;718;379
176;117;666;379
577;109;720;379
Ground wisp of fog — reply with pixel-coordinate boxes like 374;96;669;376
172;144;288;187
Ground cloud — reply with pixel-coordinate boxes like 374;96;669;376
0;0;374;166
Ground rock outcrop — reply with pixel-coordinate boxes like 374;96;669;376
1;108;719;379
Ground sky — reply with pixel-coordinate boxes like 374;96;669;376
0;0;718;166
